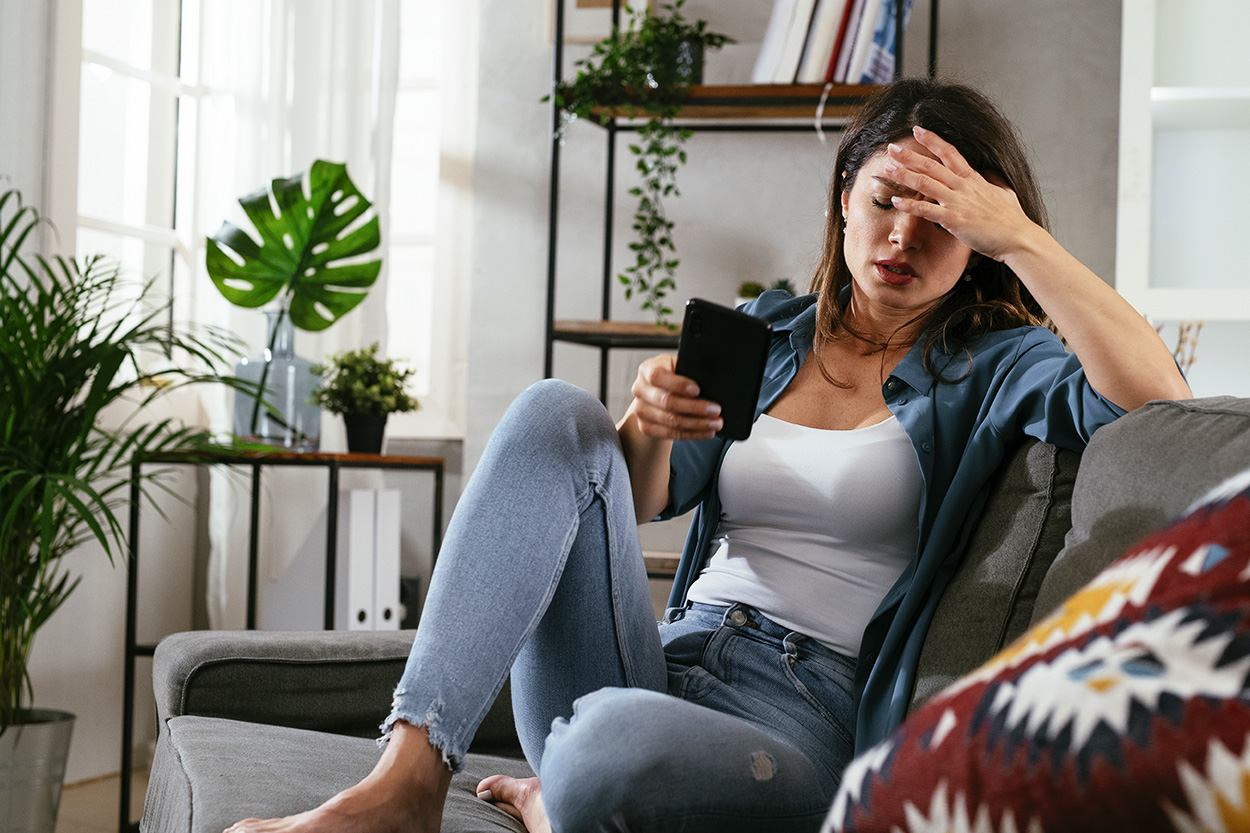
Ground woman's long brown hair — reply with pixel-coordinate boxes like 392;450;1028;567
811;78;1051;383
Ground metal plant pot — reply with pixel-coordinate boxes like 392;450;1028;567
0;709;75;833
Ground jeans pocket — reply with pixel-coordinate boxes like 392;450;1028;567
779;652;855;750
675;664;720;702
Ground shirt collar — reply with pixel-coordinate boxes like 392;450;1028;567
767;292;961;395
775;303;817;354
891;338;937;394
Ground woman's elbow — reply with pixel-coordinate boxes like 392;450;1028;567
1116;374;1193;412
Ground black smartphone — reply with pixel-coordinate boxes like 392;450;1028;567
674;298;773;441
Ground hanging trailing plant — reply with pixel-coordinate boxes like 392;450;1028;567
547;1;732;324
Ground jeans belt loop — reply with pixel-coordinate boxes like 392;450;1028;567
783;632;802;657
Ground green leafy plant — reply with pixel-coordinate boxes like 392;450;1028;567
736;280;767;299
772;278;798;296
548;1;732;324
205;160;381;433
0;188;243;731
310;343;418;417
737;278;798;301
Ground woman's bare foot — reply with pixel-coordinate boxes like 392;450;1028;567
475;774;552;833
223;722;453;833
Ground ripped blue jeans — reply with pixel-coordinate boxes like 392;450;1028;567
386;380;857;832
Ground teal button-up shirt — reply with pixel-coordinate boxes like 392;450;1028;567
661;291;1125;753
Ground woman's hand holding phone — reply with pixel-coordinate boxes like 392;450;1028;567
628;354;724;442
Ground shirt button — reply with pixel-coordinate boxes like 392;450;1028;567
729;609;748;626
922;441;932;453
898;397;908;405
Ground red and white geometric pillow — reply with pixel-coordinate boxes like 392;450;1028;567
825;468;1250;833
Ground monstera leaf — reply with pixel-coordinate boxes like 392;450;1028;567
206;160;381;331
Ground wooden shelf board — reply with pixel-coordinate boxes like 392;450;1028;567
590;83;878;121
643;550;680;578
553;319;682;348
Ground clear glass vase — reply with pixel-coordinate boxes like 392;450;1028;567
233;306;320;451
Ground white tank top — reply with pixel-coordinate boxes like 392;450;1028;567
686;413;921;656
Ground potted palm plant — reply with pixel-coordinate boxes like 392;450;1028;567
0;188;243;830
205;159;382;449
310;343;418;454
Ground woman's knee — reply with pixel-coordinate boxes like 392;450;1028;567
540;688;673;830
499;379;619;455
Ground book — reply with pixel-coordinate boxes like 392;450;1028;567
857;0;915;83
843;0;885;85
797;0;850;84
752;0;799;84
823;0;858;82
772;0;820;84
831;0;868;83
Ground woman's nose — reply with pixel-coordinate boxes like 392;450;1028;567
888;212;923;249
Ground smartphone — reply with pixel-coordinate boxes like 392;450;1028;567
674;298;773;441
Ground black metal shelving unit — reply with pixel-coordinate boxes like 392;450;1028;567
543;0;939;403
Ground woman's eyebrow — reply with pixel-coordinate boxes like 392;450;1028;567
871;175;918;198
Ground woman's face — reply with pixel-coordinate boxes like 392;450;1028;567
839;137;974;326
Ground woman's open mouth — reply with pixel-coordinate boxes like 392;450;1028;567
875;260;916;286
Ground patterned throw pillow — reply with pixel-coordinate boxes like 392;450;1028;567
825;468;1250;833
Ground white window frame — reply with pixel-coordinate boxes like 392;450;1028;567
44;0;476;440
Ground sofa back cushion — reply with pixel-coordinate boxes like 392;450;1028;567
1033;396;1250;623
826;464;1250;833
911;439;1081;711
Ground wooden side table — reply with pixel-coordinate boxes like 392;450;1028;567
119;450;444;833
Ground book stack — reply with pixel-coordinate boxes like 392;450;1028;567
751;0;914;86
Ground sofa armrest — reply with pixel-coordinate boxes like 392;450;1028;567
153;630;416;739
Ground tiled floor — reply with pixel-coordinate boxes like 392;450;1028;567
56;769;148;833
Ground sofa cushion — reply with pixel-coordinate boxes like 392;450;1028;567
823;466;1250;833
1035;396;1250;621
152;629;524;754
911;439;1081;711
140;715;534;833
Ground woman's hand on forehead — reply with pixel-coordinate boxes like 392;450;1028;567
881;126;1038;262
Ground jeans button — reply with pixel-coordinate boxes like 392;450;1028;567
729;609;748;626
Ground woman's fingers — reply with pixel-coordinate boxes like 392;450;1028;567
883;127;1032;261
910;125;976;177
630;355;723;440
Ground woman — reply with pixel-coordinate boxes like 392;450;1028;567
228;79;1189;833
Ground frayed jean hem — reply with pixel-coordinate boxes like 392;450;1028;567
379;691;466;773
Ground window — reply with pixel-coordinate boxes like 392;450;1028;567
48;0;474;438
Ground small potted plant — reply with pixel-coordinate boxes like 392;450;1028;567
735;278;799;308
310;343;418;454
548;1;733;324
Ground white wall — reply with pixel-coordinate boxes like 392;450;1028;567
0;0;49;211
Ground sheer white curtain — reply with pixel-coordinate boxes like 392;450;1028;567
188;0;402;628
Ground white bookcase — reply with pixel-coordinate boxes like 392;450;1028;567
1116;0;1250;321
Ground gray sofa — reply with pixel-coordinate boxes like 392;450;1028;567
141;396;1250;833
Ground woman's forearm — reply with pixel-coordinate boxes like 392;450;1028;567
1003;227;1191;411
617;403;675;524
618;354;723;524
